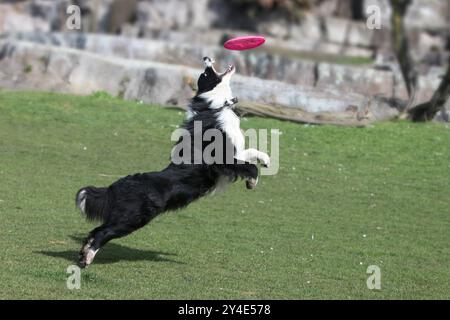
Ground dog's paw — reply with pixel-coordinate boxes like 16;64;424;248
260;153;270;168
79;238;93;258
78;238;95;268
79;248;98;269
78;251;88;268
245;177;258;189
78;258;88;269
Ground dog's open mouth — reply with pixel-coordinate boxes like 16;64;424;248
203;57;235;78
221;64;235;76
215;64;234;78
212;62;234;77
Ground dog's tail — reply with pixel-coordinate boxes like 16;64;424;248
75;186;110;222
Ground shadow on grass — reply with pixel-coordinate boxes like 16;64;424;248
37;235;184;265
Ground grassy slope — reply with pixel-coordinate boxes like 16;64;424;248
0;91;449;299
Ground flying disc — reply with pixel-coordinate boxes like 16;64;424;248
224;36;265;51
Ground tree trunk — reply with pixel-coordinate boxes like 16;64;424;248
351;0;364;20
390;0;417;98
408;62;450;121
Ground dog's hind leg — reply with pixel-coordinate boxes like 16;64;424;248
79;225;104;262
79;213;154;268
78;224;135;268
79;225;106;268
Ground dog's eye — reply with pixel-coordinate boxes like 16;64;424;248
203;73;207;76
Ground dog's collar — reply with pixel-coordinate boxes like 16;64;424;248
217;100;241;117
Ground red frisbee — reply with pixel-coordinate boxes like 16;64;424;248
224;36;266;51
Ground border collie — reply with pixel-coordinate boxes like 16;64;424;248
76;57;270;268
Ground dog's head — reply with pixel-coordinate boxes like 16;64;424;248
195;57;236;109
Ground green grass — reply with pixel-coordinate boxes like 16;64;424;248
0;91;449;299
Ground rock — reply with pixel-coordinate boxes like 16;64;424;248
258;19;291;39
363;0;449;68
323;17;375;47
136;0;212;31
3;32;318;86
404;0;449;31
287;13;323;42
412;31;446;63
6;32;378;94
0;3;50;33
119;24;141;38
415;67;450;106
256;12;376;49
5;32;448;110
0;39;382;120
364;0;450;31
316;62;395;98
434;109;450;122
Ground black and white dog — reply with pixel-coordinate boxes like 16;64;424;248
76;57;270;268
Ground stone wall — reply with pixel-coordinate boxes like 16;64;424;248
0;0;448;122
6;32;398;98
1;39;398;123
9;31;448;107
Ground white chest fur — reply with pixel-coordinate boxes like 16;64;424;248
218;108;245;154
200;81;233;109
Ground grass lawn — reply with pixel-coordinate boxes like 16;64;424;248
0;90;449;299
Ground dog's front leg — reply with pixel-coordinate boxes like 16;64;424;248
236;148;270;167
216;162;259;189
